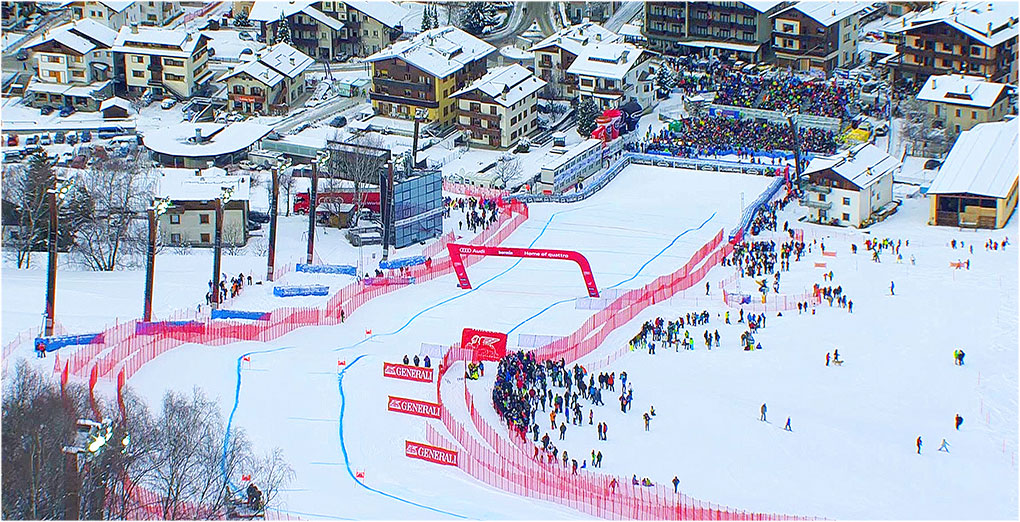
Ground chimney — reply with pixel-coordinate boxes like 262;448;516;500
195;127;203;142
185;32;192;42
130;22;138;33
290;57;295;65
932;78;936;89
987;21;992;37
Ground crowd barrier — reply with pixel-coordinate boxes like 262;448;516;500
379;256;426;270
211;310;272;321
721;289;822;313
363;276;415;286
427;227;811;519
58;198;530;384
32;332;104;353
295;264;357;275
442;181;510;201
273;285;330;297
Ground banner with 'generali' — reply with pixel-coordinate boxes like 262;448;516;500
405;440;458;466
382;362;434;382
387;396;441;419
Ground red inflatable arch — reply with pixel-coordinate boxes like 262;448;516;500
446;243;600;298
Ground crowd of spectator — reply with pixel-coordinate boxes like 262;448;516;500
628;118;838;158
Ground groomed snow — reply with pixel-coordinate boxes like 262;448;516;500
3;162;1016;519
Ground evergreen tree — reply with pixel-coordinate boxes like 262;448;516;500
577;99;600;138
275;13;291;44
460;3;496;35
655;63;677;96
421;5;433;32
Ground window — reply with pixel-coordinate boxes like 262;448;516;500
170;214;180;224
819;193;826;202
200;233;210;243
489;106;497;115
164;72;184;82
133;55;144;63
164;58;184;67
170;233;182;244
954;124;960;133
955;108;961;117
935;104;941;116
782;23;795;33
200;214;210;224
842;197;850;205
132;70;145;78
743;31;754;41
743;16;754;26
971;111;977;119
842;213;850;221
72;70;85;78
971;45;981;56
942;42;953;52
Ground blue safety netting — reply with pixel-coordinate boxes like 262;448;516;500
296;264;357;275
273;285;330;297
379;256;426;270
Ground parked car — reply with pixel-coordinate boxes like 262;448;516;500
16;49;28;61
25;135;38;146
161;98;177;110
40;105;55;115
329;115;348;128
66;132;78;146
40;134;51;145
59;105;75;117
924;159;942;170
54;131;65;144
247;219;262;231
238;31;254;40
6;133;18;146
249;210;270;223
873;124;889;137
80;130;92;142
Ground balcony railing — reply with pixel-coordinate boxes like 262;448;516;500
804;184;832;194
369;91;439;108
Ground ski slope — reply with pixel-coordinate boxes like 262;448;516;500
3;164;1016;519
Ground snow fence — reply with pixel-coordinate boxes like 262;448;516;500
57;199;530;384
428;228;815;520
296;263;357;275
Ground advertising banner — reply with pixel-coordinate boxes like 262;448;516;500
383;363;434;383
461;328;508;363
405;440;458;466
387;396;441;419
446;243;599;297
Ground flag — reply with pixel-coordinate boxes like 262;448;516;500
338;360;346;367
355;470;365;480
365;329;372;335
242;474;251;482
814;262;827;268
242;355;251;362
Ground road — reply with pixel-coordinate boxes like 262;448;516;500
272;95;365;133
482;2;559;48
603;1;643;32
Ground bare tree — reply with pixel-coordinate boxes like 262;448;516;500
327;133;386;219
491;156;521;190
278;168;295;217
71;158;154;271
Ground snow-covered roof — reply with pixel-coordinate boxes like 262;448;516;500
885;1;1019;47
927;119;1018;198
221;42;313;88
567;41;650;80
345;0;406;28
23;18;117;54
619;23;644;39
366;27;495;78
916;74;1009;109
157;167;251;202
743;1;785;13
858;41;897;56
804;143;899;190
100;96;131;111
248;0;405;29
25;78;111;97
774;2;869;26
200;29;266;61
143;122;272;159
451;64;546;107
528;22;621;56
114;27;205;58
96;0;135;13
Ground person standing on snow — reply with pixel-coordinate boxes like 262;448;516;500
643;412;651;431
784;417;792;431
955;414;963;430
826;352;831;366
760;403;767;422
890;281;895;295
938;439;950;452
916;436;922;454
673;476;680;493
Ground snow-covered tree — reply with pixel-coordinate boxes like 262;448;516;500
274;13;291;45
655;62;677;96
460;3;497;35
577;99;600;138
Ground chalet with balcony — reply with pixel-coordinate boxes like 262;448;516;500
565;1;621;24
366;27;495;128
916;74;1012;134
771;2;868;73
221;42;313;115
113;24;212;99
644;1;789;62
528;22;620;100
248;0;406;60
451;64;546;150
566;41;657;110
23;18;117;84
156;167;250;247
64;1;183;29
802;143;898;228
885;2;1018;85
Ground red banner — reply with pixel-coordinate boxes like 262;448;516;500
387;396;441;419
383;362;434;382
405;440;458;466
461;328;507;363
446;243;600;297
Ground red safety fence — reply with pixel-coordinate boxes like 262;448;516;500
423;228;815;519
61;200;530;383
442;181;510;201
721;289;822;313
